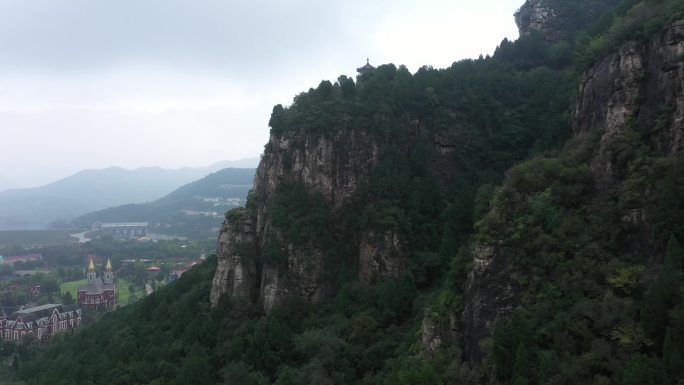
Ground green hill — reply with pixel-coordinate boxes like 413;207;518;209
74;168;255;239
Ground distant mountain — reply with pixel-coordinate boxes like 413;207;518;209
0;159;259;230
74;168;255;239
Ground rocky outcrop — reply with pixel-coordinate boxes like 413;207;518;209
358;230;403;284
253;132;379;212
259;239;326;313
211;129;381;311
515;0;621;42
420;310;459;357
515;0;560;41
462;244;518;362
210;209;257;306
575;20;684;178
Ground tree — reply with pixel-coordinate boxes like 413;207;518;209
11;353;20;372
641;234;684;349
338;75;355;100
664;234;684;274
62;291;74;305
41;276;60;294
621;353;667;385
493;311;533;382
512;343;534;385
663;306;684;380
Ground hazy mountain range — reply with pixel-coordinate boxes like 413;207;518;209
0;158;259;230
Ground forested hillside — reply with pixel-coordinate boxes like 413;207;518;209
6;0;684;384
74;168;254;239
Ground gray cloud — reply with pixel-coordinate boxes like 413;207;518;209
0;0;380;74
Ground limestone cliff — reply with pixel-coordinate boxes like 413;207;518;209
463;19;684;363
210;117;471;311
210;208;257;306
575;20;684;178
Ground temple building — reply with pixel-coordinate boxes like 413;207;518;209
0;303;81;343
77;258;116;311
357;58;376;74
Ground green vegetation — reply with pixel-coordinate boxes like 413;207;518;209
74;168;255;240
116;278;144;305
576;0;684;67
0;230;75;247
480;139;684;383
0;272;61;307
58;279;86;299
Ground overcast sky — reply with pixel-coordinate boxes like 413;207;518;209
0;0;522;190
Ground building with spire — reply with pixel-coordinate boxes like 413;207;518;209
77;258;116;311
356;58;376;74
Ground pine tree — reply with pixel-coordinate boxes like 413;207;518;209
663;306;684;381
512;343;533;385
664;234;684;274
641;234;684;349
622;353;667;385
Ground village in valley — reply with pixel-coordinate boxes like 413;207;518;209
0;222;208;345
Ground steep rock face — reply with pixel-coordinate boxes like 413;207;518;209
210;209;257;306
463;19;684;363
462;244;518;362
575;20;684;178
358;230;403;284
211;129;381;311
254;132;379;212
515;0;621;42
211;114;468;311
259;237;326;313
252;131;379;312
420;310;459;357
515;0;559;41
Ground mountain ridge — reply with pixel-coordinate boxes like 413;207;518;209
0;158;260;230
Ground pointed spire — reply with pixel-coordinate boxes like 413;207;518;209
357;58;376;74
106;258;112;272
88;258;95;272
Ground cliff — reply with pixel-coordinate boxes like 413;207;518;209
515;0;620;42
463;18;684;367
210;117;482;311
575;20;684;177
210;129;384;311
